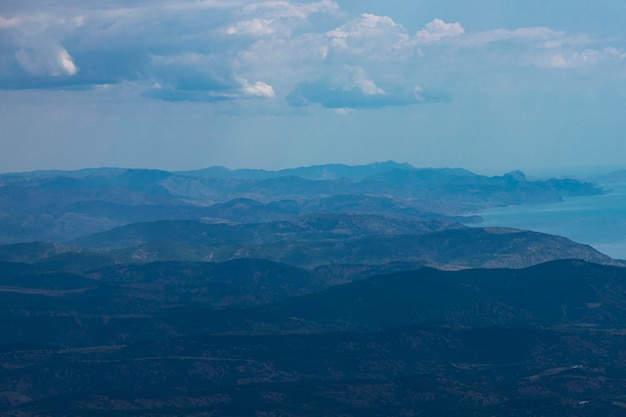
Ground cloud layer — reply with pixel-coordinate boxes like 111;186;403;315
1;0;625;109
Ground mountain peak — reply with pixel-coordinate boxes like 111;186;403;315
503;170;526;181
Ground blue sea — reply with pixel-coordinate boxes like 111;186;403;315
475;182;626;261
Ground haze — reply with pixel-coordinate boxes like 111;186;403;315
2;0;626;174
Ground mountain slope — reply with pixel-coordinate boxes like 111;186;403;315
68;220;618;270
71;214;462;249
2;260;626;416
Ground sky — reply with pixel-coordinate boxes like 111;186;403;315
2;0;626;175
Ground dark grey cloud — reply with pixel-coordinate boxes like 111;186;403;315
0;1;260;97
0;48;152;89
287;79;449;109
141;51;275;102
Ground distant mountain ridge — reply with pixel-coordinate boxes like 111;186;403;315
588;169;626;184
176;160;416;180
0;162;604;243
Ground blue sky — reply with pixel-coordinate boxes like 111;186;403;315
1;0;626;174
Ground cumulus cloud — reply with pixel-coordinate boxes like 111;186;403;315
226;1;339;51
326;13;409;57
227;18;275;36
328;13;403;39
0;7;84;81
1;0;624;106
333;107;354;115
541;47;626;69
329;67;385;95
15;45;78;76
287;80;447;109
461;27;586;48
241;78;275;97
416;19;464;44
0;0;339;100
287;67;448;109
353;75;385;95
446;26;626;70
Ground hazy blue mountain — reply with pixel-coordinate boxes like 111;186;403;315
0;162;604;243
360;168;603;205
588;169;626;184
177;160;415;180
201;195;478;224
0;167;127;181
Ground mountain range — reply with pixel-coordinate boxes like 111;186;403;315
0;162;623;416
0;161;603;243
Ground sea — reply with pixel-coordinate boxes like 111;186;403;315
475;182;626;261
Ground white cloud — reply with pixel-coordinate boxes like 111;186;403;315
58;48;78;75
327;13;408;43
356;13;397;29
350;67;385;95
438;25;625;70
0;8;85;80
0;15;20;29
227;18;275;36
326;13;410;59
15;45;78;76
325;67;385;95
2;0;626;104
416;19;464;44
333;107;354;115
541;47;626;69
227;1;339;42
462;27;583;48
241;78;275;97
547;54;568;68
410;21;625;71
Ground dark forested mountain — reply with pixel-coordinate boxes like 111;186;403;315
70;214;462;249
2;260;626;416
0;162;622;416
65;219;617;269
